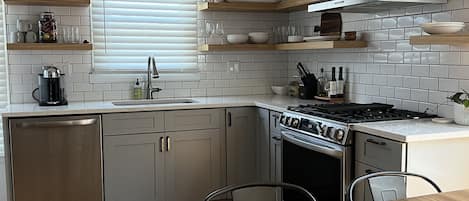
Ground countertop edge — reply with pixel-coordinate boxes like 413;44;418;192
353;123;469;143
1;99;291;118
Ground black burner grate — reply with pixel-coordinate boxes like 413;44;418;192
287;103;436;123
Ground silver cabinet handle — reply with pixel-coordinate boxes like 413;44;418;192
166;137;171;152
17;118;97;128
273;114;279;128
366;139;386;146
272;136;282;141
160;137;165;152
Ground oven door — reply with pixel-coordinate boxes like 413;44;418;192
281;130;351;201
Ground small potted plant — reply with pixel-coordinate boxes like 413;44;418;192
448;90;469;125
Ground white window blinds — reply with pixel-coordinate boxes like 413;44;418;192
92;0;198;74
0;2;8;155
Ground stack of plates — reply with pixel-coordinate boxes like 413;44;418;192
421;22;465;34
304;35;341;42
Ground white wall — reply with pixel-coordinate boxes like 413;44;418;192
6;5;289;103
5;1;469;118
287;2;469;118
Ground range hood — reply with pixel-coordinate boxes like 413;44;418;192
308;0;447;13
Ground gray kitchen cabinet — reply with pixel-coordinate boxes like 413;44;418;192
226;107;275;185
103;133;164;201
355;132;406;171
165;129;224;201
270;111;282;183
103;112;164;135
164;109;222;132
226;107;259;185
257;108;271;182
103;109;226;201
353;162;382;201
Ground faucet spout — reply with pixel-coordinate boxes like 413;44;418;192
145;56;162;99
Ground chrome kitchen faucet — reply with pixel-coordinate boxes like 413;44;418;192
145;56;162;99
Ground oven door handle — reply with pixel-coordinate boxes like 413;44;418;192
282;131;343;159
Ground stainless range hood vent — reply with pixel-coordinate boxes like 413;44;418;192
308;0;447;13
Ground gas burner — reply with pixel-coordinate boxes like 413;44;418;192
287;103;435;123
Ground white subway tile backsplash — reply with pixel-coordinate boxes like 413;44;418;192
439;78;459;91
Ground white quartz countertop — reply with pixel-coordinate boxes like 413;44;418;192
4;95;469;143
1;95;319;118
352;119;469;143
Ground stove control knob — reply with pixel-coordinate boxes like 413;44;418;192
286;117;292;126
291;118;300;128
335;129;345;141
280;115;286;125
319;124;328;136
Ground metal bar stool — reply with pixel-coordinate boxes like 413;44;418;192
348;171;442;201
204;183;317;201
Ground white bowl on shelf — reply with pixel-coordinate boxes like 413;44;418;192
288;35;304;43
248;32;269;44
421;22;465;34
271;86;288;95
227;34;249;44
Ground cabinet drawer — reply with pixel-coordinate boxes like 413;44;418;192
270;111;282;134
355;132;405;171
354;162;383;201
103;112;164;135
164;109;223;131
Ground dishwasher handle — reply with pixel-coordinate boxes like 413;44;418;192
16;118;98;128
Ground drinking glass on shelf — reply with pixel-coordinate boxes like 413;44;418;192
205;21;217;44
214;22;225;44
72;26;80;43
62;26;72;43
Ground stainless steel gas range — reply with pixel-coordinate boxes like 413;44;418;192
279;103;435;201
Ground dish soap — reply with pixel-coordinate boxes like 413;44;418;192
133;79;143;99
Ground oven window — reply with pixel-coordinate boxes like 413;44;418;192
283;140;341;201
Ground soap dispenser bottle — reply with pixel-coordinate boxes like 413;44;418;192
133;79;143;99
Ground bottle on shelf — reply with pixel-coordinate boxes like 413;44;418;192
317;68;328;97
329;67;337;98
337;66;345;98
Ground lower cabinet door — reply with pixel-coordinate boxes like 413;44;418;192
270;132;282;183
104;133;164;201
354;162;382;201
164;129;224;201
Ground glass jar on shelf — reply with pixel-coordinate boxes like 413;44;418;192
38;12;57;43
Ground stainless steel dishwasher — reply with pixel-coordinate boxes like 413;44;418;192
8;115;103;201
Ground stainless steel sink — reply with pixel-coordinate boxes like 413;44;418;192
112;98;197;106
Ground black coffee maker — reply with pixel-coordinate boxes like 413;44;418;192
32;66;67;106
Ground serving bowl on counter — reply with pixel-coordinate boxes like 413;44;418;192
271;86;288;95
248;32;269;44
421;22;465;34
227;34;249;44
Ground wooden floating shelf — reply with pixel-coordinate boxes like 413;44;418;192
276;40;368;50
7;43;93;50
199;41;367;52
198;0;319;12
410;34;469;45
199;44;276;51
4;0;90;6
